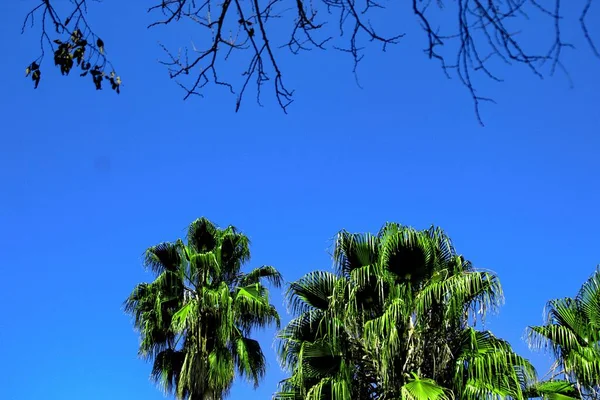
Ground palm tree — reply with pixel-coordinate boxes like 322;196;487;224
528;268;600;399
276;223;536;400
124;217;282;400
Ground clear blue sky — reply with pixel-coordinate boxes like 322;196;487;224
1;1;599;399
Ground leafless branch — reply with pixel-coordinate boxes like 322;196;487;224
21;0;598;123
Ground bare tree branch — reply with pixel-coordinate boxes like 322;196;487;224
21;0;599;124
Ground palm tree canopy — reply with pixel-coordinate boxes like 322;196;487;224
276;223;537;400
125;217;282;400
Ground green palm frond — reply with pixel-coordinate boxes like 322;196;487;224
144;241;183;274
363;295;409;354
576;269;600;330
300;340;343;378
277;310;326;343
273;377;305;400
523;380;580;399
304;371;352;400
170;299;198;334
189;252;221;283
528;267;600;395
239;265;283;288
277;310;327;370
528;325;581;356
453;328;536;400
333;230;379;278
220;227;251;266
424;225;456;264
377;223;440;285
206;347;235;396
151;348;185;395
287;271;339;314
416;270;503;323
401;373;452;400
234;283;280;333
186;217;219;253
123;282;152;322
232;334;266;387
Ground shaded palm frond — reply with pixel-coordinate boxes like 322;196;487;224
144;241;184;274
151;348;186;395
333;231;379;278
287;271;339;315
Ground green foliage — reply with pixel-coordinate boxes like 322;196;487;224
121;218;599;400
124;217;282;399
528;268;600;399
522;380;580;399
276;223;539;400
401;373;452;400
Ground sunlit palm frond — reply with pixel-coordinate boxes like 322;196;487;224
424;225;456;265
189;252;221;284
401;373;453;400
239;265;283;288
305;363;353;400
528;267;600;395
363;295;409;357
234;283;280;334
205;346;235;397
415;270;503;323
453;328;535;399
232;333;266;387
576;268;600;330
523;380;581;399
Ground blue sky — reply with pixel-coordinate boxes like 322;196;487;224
1;1;599;399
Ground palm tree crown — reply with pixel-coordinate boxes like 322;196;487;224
125;217;282;400
276;223;536;400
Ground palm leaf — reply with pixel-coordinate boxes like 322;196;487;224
287;271;339;315
523;380;580;399
186;217;219;253
144;241;183;274
333;231;379;278
401;373;452;400
151;349;185;395
239;265;283;288
233;334;266;387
